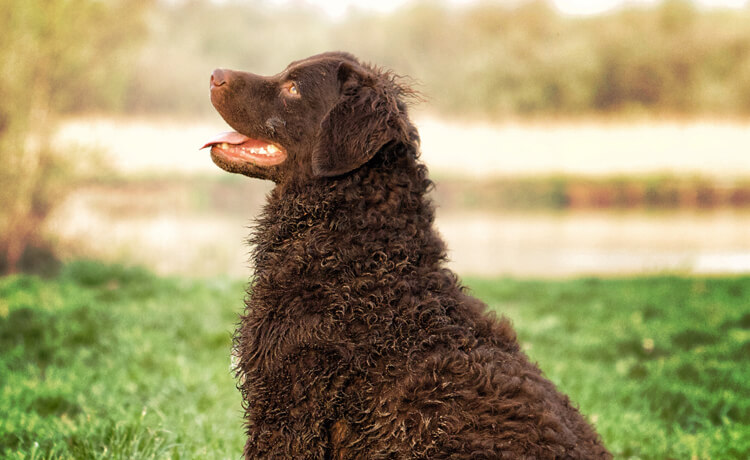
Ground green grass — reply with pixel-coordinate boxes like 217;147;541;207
1;262;749;458
0;261;245;459
470;277;750;459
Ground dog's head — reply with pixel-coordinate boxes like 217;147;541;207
203;52;418;183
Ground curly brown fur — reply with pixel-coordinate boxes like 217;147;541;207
205;52;610;459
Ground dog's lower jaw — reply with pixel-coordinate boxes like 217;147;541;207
210;149;281;181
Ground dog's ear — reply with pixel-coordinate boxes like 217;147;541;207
312;62;414;178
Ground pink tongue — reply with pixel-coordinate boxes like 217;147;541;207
200;131;252;149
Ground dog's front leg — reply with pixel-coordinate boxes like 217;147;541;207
243;421;333;460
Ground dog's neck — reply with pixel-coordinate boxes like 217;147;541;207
247;145;450;312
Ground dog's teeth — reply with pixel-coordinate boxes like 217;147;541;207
220;143;228;149
267;145;279;153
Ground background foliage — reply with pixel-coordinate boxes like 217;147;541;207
118;0;750;118
6;0;746;119
0;0;150;274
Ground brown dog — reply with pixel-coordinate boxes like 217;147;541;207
203;52;610;459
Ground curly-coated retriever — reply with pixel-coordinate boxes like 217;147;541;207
203;52;610;459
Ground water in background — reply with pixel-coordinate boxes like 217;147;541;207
51;117;750;278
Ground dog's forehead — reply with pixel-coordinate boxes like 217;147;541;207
287;52;357;68
284;57;339;78
283;52;358;78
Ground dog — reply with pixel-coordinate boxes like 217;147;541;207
203;52;610;459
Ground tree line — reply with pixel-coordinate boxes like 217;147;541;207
102;0;750;118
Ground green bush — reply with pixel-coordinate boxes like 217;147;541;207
434;175;750;210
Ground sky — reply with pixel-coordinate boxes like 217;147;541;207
264;0;749;18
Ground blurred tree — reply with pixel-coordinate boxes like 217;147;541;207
0;0;151;274
121;0;750;119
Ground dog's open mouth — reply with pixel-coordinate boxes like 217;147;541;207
201;131;287;166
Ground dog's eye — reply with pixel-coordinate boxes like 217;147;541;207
283;81;300;97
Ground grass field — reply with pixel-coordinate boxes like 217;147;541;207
1;262;749;459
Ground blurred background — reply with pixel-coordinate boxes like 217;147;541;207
2;0;750;278
2;0;750;458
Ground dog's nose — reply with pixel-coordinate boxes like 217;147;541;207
211;69;227;89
